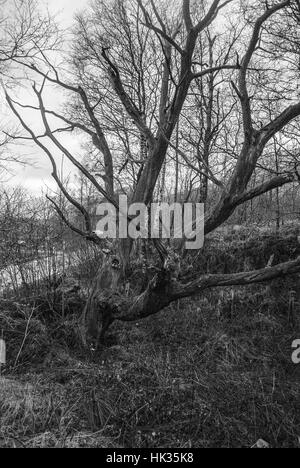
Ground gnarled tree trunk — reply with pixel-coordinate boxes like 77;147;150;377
80;246;300;348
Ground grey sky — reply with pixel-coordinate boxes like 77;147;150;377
4;0;89;195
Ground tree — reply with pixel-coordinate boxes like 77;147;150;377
0;0;60;180
0;0;60;68
4;0;300;348
0;187;51;266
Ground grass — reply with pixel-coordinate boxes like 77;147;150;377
0;227;299;448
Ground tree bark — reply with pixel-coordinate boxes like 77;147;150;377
80;251;300;345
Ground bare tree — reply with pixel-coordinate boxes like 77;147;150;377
4;0;300;348
0;0;61;179
0;0;60;68
0;187;51;266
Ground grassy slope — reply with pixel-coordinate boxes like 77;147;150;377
0;227;299;448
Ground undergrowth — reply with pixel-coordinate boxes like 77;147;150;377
0;227;299;448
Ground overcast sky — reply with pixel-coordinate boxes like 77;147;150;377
3;0;89;195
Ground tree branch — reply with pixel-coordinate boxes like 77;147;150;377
182;0;193;32
230;173;297;208
137;0;184;55
105;255;300;323
158;127;225;188
238;0;290;138
195;0;232;33
5;89;94;235
174;256;300;300
77;86;115;197
47;196;101;244
261;102;300;143
101;47;156;145
29;84;117;208
192;64;240;80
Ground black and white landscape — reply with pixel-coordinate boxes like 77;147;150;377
0;0;299;450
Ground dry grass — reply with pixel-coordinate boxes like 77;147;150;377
0;375;118;448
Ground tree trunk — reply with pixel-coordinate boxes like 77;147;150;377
80;254;122;349
80;243;300;349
